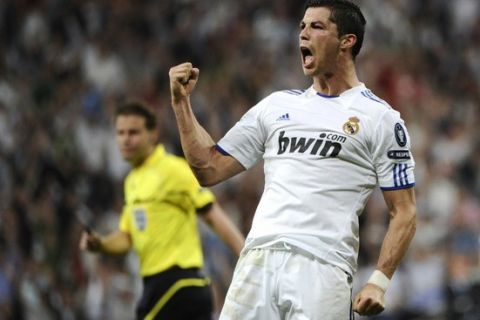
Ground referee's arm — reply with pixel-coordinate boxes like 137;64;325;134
79;230;132;255
199;202;245;257
353;187;417;316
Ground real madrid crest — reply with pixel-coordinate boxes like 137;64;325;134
343;117;360;135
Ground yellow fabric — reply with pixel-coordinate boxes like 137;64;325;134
144;278;210;320
119;145;215;276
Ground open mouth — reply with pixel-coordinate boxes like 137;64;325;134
300;46;314;67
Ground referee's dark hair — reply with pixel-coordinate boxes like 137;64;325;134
116;101;157;130
304;0;366;59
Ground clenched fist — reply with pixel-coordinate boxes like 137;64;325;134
79;230;102;252
353;283;386;316
169;62;200;102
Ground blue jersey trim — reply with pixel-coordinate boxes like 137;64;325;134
361;90;386;105
316;92;339;98
284;89;304;96
393;163;411;187
381;183;415;191
215;144;231;156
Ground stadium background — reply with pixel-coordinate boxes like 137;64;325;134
0;0;479;319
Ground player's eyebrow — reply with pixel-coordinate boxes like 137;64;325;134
300;20;327;28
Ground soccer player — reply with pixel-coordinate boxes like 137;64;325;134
168;0;417;319
79;102;245;320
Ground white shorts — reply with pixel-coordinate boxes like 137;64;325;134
219;244;354;320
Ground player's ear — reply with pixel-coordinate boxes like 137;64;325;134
340;34;357;53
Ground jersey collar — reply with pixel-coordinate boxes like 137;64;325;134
306;83;366;99
143;144;166;167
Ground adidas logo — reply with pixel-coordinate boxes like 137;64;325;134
276;113;290;121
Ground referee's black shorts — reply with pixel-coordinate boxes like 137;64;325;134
136;266;213;320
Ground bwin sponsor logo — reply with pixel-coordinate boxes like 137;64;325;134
277;131;346;157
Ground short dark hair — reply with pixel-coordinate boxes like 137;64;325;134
115;102;157;130
304;0;366;58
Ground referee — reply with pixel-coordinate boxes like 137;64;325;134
79;102;245;320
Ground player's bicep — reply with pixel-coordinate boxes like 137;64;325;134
382;187;416;219
198;149;245;186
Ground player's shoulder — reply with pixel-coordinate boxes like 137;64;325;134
258;89;308;108
270;89;307;99
357;88;391;109
278;89;307;96
249;89;307;115
355;88;400;119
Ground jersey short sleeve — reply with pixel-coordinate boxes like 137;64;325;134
373;110;415;191
192;186;215;211
119;206;131;233
216;98;268;169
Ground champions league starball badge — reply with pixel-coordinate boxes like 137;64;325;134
394;123;407;147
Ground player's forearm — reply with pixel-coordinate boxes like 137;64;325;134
376;203;416;278
99;231;132;255
171;97;218;183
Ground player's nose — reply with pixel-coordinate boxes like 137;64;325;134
299;27;309;40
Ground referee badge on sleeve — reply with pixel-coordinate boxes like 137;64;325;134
134;208;147;231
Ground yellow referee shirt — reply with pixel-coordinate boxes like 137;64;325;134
119;145;215;276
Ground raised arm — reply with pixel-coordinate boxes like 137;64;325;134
353;187;417;316
169;62;245;186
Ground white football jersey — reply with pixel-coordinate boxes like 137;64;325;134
217;84;415;275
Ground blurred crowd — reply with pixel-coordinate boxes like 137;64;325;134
0;0;479;319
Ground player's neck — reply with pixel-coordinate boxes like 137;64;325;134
312;61;360;96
